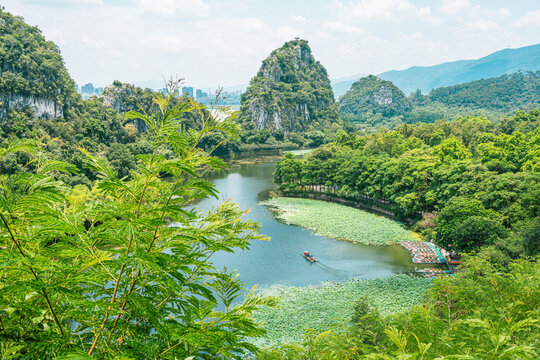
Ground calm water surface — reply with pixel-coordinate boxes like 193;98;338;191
195;157;416;288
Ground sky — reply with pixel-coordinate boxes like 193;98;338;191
3;0;540;89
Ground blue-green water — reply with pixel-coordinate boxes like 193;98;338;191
196;157;416;288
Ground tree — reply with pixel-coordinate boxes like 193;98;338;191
0;88;274;359
432;137;471;163
435;197;506;251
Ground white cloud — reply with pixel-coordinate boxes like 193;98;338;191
82;36;105;48
316;30;336;41
514;10;540;27
322;21;367;34
47;29;66;45
290;15;306;23
441;0;471;16
143;35;184;52
274;26;303;41
335;0;439;24
497;8;510;17
467;19;500;32
234;17;264;32
139;0;209;17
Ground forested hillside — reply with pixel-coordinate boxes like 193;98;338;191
338;75;411;128
0;9;273;359
340;72;540;129
275;109;539;255
0;10;227;185
0;9;77;118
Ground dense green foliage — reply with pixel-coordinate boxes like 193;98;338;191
261;197;416;245
274;109;539;255
259;256;539;359
253;275;431;347
0;9;77;115
427;72;540;111
338;75;411;128
340;72;540;128
238;39;343;150
0;91;275;359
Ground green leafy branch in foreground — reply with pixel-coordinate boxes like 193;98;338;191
0;83;275;359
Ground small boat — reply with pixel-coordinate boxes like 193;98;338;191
302;251;318;263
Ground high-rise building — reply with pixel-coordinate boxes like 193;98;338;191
81;83;94;95
182;86;193;97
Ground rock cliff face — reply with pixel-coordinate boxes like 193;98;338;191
239;39;339;134
338;75;411;123
0;94;63;119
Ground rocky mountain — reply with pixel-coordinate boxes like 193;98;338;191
239;39;340;134
378;43;540;95
340;72;539;128
338;75;410;126
0;8;77;119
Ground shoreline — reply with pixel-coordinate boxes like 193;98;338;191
260;196;419;246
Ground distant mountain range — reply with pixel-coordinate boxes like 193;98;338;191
331;43;540;98
129;43;540;101
379;43;540;95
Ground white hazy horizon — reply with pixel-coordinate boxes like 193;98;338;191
3;0;540;89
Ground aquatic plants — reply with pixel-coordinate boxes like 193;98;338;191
261;197;417;245
257;256;540;360
252;275;431;347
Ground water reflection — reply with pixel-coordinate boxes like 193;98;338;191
195;157;416;288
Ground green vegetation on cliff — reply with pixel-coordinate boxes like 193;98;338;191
238;39;342;150
338;75;411;128
0;8;77;117
340;72;540;129
0;13;222;184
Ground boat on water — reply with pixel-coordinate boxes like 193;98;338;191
302;251;318;263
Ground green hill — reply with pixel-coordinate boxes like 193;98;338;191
238;39;341;148
338;75;411;128
340;72;540;128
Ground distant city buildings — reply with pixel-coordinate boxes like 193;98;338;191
78;83;103;99
181;86;194;98
75;82;242;105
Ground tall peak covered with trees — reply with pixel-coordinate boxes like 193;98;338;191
238;39;341;146
0;8;77;119
338;75;411;128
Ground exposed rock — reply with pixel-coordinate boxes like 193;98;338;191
0;94;63;119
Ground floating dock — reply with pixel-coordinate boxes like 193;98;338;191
401;241;446;264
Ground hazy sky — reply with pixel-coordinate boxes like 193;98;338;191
4;0;540;89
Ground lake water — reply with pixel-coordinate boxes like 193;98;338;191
195;156;417;288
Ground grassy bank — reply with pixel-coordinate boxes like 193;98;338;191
252;275;431;347
260;197;418;245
